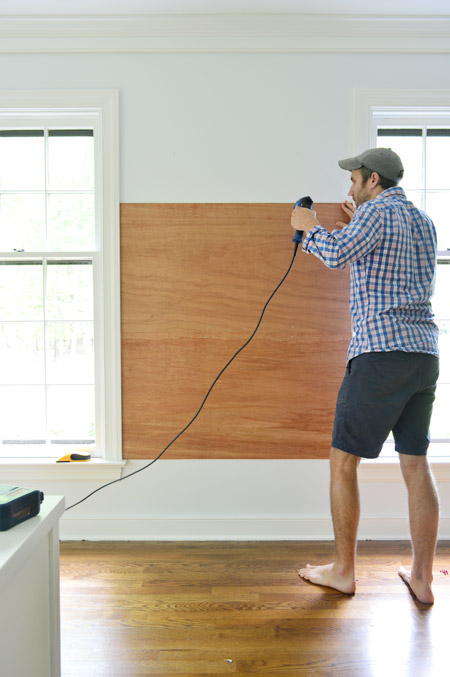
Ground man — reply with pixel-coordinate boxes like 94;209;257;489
291;148;440;604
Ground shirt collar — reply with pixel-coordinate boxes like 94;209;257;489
372;186;406;202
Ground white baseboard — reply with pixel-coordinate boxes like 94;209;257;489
60;516;450;541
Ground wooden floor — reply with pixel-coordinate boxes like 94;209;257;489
60;541;450;676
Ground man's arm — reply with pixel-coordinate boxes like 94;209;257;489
291;201;382;270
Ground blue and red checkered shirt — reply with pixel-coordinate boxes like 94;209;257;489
302;187;439;362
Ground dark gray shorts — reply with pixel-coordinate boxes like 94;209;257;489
332;351;439;459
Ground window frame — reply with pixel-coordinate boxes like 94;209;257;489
0;90;123;481
354;89;450;478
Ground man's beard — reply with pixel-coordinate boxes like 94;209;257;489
355;181;372;207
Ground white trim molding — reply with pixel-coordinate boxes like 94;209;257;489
1;14;450;53
353;88;450;155
0;90;122;463
59;515;450;541
0;458;126;482
359;459;450;483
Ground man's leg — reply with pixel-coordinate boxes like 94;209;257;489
299;447;361;594
398;454;439;604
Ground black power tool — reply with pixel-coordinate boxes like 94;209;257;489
292;195;314;246
0;485;44;531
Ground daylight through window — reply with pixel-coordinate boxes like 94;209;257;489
0;126;97;455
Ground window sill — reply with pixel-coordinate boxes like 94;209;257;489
360;446;450;483
0;457;126;482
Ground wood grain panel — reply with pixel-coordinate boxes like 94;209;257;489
120;203;351;459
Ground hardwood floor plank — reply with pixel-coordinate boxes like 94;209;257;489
60;541;450;676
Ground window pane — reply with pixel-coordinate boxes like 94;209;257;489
48;132;94;191
47;385;95;443
426;134;450;190
376;133;423;189
0;193;46;251
375;118;450;454
47;193;95;250
46;321;94;384
46;262;93;321
0;116;101;455
0;322;44;384
0;132;45;191
0;385;46;443
436;320;450;382
0;263;43;320
403;188;424;210
425;192;450;252
430;384;450;441
433;265;450;320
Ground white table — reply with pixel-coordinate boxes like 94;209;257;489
0;494;65;677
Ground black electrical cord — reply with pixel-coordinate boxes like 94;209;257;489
65;240;301;511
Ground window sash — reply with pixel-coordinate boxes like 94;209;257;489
0;123;98;454
372;110;450;454
0;91;121;461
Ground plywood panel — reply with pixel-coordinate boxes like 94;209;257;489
120;203;350;459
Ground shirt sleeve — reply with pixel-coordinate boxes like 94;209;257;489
301;202;383;269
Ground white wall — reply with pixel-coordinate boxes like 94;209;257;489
2;50;450;540
4;51;450;205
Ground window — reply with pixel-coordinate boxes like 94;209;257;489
369;107;450;457
0;91;121;462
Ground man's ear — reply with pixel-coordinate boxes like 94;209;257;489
371;172;382;188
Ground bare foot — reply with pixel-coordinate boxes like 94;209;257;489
298;563;356;595
398;566;434;604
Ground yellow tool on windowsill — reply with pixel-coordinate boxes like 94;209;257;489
56;450;91;463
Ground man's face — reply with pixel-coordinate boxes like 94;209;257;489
348;169;373;208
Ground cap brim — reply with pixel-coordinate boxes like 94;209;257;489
338;156;362;171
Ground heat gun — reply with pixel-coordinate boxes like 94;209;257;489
292;195;314;246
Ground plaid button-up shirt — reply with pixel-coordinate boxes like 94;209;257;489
302;187;439;362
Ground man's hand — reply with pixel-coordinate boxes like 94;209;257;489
336;200;355;228
291;206;319;233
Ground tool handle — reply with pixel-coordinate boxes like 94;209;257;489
292;195;314;244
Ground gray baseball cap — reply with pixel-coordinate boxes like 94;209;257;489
338;148;404;182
